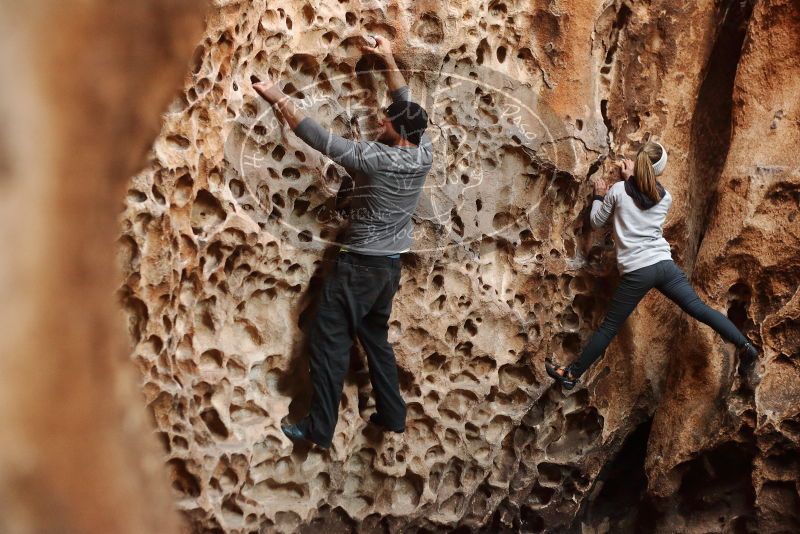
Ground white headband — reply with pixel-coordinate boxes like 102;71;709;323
653;142;668;176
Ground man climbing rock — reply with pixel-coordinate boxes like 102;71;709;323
253;36;433;449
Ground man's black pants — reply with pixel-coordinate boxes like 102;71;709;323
572;259;749;376
302;251;406;447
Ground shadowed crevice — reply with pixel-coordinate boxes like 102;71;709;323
682;0;756;271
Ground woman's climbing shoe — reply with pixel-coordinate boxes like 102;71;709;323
738;341;759;373
739;341;759;360
545;361;579;390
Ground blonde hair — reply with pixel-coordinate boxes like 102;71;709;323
634;142;663;204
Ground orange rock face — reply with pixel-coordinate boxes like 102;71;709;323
4;0;791;532
120;0;799;532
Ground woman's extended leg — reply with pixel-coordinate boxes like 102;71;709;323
570;264;658;377
655;261;749;347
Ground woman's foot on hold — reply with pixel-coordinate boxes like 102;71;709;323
739;341;758;359
545;361;579;390
738;341;759;372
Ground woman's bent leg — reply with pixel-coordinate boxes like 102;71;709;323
656;261;749;347
571;265;657;377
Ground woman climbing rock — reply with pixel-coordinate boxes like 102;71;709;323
546;141;758;390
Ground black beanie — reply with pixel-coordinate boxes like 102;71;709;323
385;100;428;145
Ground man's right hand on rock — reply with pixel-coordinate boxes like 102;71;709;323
360;34;393;60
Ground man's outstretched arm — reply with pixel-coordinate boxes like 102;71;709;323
362;36;406;94
363;36;428;146
253;80;373;172
253;81;306;129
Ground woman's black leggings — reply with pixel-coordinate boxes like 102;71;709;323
571;259;748;377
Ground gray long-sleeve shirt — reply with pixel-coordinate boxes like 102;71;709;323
294;86;433;255
590;180;673;274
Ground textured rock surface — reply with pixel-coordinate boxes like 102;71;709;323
120;0;799;532
0;2;208;533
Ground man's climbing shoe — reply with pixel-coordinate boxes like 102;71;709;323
281;421;310;442
545;362;579;390
281;419;329;449
369;412;405;433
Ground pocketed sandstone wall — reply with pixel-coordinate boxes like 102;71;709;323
117;0;799;532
